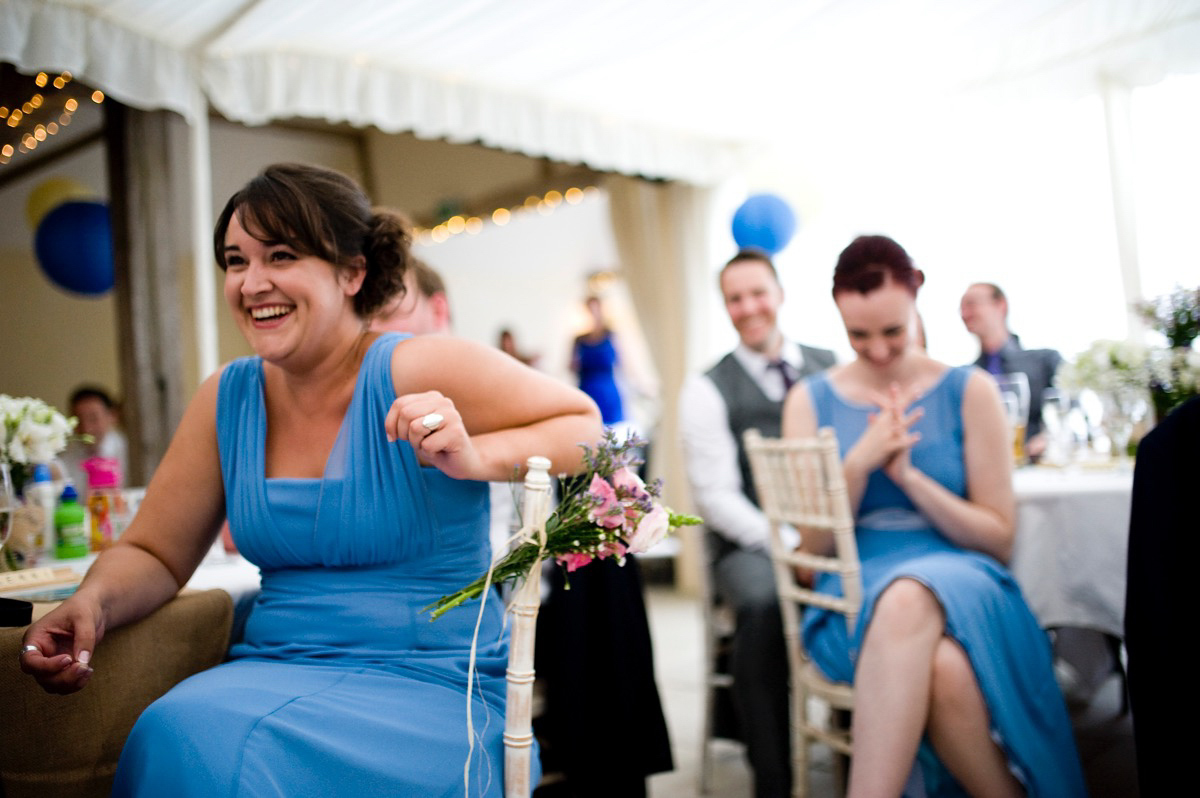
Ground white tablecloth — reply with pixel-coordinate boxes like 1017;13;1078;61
1009;466;1133;638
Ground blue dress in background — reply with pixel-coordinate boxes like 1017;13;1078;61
114;333;519;797
573;331;624;425
803;366;1087;797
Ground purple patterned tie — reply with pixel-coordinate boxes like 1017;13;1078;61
768;360;795;392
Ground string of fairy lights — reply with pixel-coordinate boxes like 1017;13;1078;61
0;70;105;165
414;185;600;245
1;68;594;234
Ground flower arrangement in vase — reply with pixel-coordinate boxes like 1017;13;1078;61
1;394;76;566
1056;340;1152;458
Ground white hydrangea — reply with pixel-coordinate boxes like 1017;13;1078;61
1057;340;1153;396
1;394;76;466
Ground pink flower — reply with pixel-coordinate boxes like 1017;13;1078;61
556;552;594;572
625;504;669;554
595;540;628;561
586;474;625;529
611;467;647;498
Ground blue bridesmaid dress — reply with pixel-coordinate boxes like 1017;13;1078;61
113;333;522;797
802;366;1087;797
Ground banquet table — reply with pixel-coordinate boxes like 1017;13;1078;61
1009;465;1133;639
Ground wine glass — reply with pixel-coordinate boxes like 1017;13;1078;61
994;373;1031;465
1039;388;1073;466
1;462;16;556
1101;388;1148;468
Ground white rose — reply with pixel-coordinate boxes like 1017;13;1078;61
625;504;669;554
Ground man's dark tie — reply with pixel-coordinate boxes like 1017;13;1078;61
768;360;795;392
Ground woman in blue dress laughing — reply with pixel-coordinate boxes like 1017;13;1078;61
20;163;602;797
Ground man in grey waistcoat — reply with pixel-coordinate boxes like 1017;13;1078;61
679;249;835;798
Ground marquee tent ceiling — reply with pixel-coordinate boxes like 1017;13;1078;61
3;0;1200;184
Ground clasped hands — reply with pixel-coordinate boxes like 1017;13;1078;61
855;382;924;487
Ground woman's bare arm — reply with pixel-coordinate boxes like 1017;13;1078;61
20;373;228;693
389;336;603;481
886;370;1015;561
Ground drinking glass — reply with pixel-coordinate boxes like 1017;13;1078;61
994;373;1031;465
1039;388;1073;465
1101;388;1148;468
1;462;15;556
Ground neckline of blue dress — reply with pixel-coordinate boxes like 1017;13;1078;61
819;363;955;411
256;332;409;483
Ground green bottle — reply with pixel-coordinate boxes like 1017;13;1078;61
54;485;89;559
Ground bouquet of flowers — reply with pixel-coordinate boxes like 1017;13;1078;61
427;430;701;619
1;393;76;487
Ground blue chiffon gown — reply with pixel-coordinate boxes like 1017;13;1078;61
803;367;1087;797
113;333;522;797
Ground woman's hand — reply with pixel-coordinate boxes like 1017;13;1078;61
385;390;485;479
847;383;923;477
18;598;105;695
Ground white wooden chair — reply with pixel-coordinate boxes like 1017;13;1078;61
696;527;738;794
743;428;862;798
503;455;552;798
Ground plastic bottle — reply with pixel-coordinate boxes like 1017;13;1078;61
23;464;59;564
55;485;89;559
84;457;129;551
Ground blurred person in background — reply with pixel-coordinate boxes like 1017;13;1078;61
372;256;451;335
60;385;128;489
679;248;836;798
960;282;1062;459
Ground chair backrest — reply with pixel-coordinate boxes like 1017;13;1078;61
504;456;552;798
743;428;862;632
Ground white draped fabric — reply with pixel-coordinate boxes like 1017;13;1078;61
606;176;720;591
4;0;1200;185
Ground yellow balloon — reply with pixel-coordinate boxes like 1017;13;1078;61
26;177;95;229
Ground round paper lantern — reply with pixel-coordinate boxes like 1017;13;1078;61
34;201;115;296
25;177;94;229
731;193;798;255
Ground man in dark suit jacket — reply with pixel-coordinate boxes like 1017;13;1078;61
680;249;835;798
961;282;1062;457
1125;396;1199;795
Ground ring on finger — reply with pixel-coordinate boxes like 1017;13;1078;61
421;412;445;432
20;644;38;658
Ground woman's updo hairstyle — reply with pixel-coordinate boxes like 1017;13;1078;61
832;234;924;298
213;163;411;319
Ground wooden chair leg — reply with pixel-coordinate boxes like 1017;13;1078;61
792;689;808;798
700;680;716;793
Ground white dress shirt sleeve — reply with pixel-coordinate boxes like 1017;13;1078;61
678;373;772;552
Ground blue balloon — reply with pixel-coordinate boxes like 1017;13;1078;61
731;193;797;255
34;200;114;296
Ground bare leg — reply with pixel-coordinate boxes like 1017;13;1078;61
847;579;944;798
927;639;1024;798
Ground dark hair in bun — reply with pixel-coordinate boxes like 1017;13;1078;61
213;162;411;319
832;234;924;298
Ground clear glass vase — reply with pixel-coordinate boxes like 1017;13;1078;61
1101;388;1148;466
1;462;16;555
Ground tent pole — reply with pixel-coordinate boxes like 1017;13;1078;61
190;88;219;380
1100;79;1145;342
